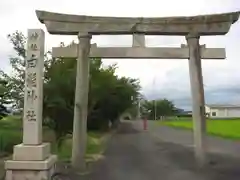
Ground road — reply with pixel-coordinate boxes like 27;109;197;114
147;121;240;157
88;120;240;180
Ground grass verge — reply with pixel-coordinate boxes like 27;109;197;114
159;118;240;140
0;115;112;179
0;115;110;160
51;131;109;161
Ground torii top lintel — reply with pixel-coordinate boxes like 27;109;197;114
36;10;239;36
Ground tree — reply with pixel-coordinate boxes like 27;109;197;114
43;57;76;141
0;31;26;109
88;68;140;130
43;51;140;137
141;98;176;120
3;31;140;134
0;79;11;119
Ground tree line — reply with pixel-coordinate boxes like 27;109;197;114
0;31;180;139
140;99;178;120
0;31;141;139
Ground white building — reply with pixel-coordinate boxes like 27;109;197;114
205;104;240;119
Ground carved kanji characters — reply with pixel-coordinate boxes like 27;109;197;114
27;54;38;68
30;44;38;51
26;72;37;88
27;89;37;102
30;32;39;40
26;110;36;121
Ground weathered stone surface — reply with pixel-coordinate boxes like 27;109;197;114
36;10;239;35
5;155;56;180
71;33;91;170
23;29;44;145
5;155;57;170
132;34;145;47
4;29;57;180
187;34;207;167
52;45;226;59
13;143;50;161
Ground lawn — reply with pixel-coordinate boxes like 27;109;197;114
51;131;108;161
0;115;108;160
159;118;240;140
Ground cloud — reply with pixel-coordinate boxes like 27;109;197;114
143;20;240;110
0;0;240;110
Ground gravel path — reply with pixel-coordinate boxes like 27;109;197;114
88;120;240;180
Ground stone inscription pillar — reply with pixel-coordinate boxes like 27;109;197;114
186;33;206;166
71;33;92;170
5;29;57;180
23;29;44;145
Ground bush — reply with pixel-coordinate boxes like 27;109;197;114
123;116;130;120
0;115;22;154
176;114;192;118
0;131;22;153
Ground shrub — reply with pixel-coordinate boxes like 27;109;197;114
0;132;22;153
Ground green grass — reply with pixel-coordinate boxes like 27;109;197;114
159;118;240;140
0;116;23;153
0;115;107;160
52;132;107;160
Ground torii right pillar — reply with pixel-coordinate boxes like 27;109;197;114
186;33;207;167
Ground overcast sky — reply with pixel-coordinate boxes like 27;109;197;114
0;0;240;110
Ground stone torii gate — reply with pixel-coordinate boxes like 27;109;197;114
4;10;239;180
36;10;239;168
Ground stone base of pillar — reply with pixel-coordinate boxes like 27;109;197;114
4;143;57;180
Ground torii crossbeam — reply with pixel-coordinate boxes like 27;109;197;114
52;43;226;59
36;10;239;35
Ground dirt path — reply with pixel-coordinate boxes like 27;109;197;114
88;121;240;180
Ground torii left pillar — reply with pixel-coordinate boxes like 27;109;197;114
5;29;57;180
71;33;92;171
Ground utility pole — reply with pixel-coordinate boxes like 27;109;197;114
138;99;141;119
153;76;157;120
154;99;157;120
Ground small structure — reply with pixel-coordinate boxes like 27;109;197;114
176;109;193;117
205;104;240;119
